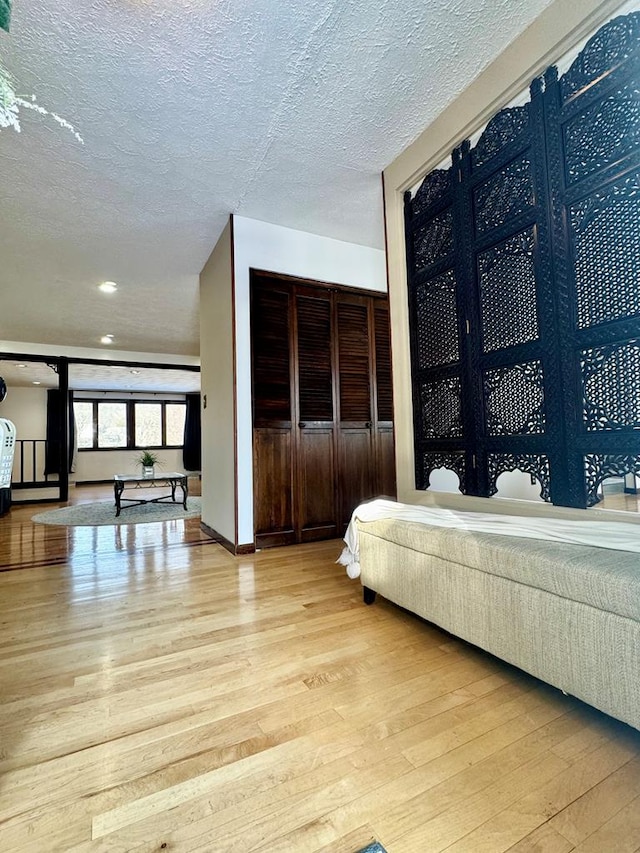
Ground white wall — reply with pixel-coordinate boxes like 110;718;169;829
199;220;236;544
74;449;185;482
0;386;47;438
383;0;639;524
0;386;49;485
232;215;387;545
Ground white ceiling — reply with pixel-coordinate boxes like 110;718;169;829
0;0;556;358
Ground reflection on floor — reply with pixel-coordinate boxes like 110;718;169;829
1;480;208;572
599;478;640;515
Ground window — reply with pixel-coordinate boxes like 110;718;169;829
166;403;187;446
73;399;186;450
134;403;162;447
74;401;94;449
98;402;127;448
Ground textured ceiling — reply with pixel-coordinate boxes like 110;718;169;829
0;0;556;357
0;360;200;393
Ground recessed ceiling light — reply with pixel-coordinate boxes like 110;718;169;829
100;334;114;344
130;369;141;375
15;363;27;368
32;381;41;385
99;281;118;294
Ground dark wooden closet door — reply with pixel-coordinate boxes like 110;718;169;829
251;271;394;547
295;291;337;541
251;284;295;547
336;295;375;528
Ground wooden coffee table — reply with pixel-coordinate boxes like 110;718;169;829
113;472;189;517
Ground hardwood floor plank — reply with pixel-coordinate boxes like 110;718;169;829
549;753;640;844
505;823;575;853
571;794;640;853
387;751;570;852
1;488;639;852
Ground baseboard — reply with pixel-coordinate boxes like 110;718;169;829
200;522;255;556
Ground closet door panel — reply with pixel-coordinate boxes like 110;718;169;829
336;295;374;526
374;302;394;423
298;427;337;541
251;285;292;426
376;427;396;498
296;293;334;422
295;290;337;539
339;428;376;528
337;298;372;425
253;428;295;548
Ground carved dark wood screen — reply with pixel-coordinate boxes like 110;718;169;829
405;12;640;508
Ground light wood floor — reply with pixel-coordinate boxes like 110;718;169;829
1;491;639;852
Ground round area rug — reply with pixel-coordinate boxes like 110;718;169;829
32;497;202;527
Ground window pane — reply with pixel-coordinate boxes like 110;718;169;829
97;402;127;448
74;402;94;449
135;403;161;447
166;404;186;446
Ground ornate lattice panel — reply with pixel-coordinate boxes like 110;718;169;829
584;453;640;506
564;84;640;184
473;156;534;234
581;341;640;431
415;269;460;368
484;361;545;436
413;209;453;270
405;11;640;508
560;13;640;103
472;106;530;169
478;228;539;352
570;172;640;328
411;168;452;218
419;452;466;492
487;453;551;501
420;377;463;438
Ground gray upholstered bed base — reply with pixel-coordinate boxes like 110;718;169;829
357;518;640;731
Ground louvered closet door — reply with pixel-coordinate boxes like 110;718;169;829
336;295;375;529
295;290;337;541
251;283;295;548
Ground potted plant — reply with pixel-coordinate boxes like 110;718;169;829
136;450;160;478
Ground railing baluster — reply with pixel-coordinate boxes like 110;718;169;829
12;439;51;489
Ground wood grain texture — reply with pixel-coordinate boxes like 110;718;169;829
250;272;396;547
0;487;639;852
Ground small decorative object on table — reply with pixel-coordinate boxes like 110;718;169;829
136;449;160;478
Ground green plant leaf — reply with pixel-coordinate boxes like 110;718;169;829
136;449;160;467
0;0;12;33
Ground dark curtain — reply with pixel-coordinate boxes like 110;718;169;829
44;390;75;475
182;393;201;471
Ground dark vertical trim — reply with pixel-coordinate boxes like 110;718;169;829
533;72;576;506
58;357;69;502
453;141;485;496
127;400;136;449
